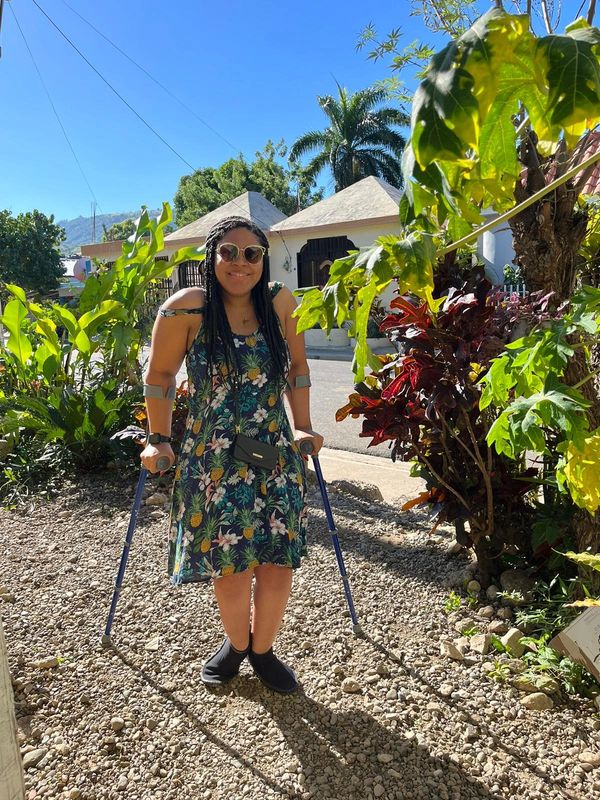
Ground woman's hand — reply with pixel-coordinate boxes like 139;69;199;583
140;442;175;474
294;428;324;458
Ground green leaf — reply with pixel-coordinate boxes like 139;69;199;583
352;279;380;381
384;231;436;300
1;298;32;366
562;551;600;573
78;300;127;336
538;25;600;142
479;355;515;409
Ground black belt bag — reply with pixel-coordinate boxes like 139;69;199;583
229;364;278;471
232;433;278;471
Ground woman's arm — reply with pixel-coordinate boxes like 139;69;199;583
140;288;204;471
275;286;324;455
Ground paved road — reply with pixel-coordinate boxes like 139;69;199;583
305;359;391;459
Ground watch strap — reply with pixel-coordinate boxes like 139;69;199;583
147;433;173;444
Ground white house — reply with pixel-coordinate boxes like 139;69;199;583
80;177;403;295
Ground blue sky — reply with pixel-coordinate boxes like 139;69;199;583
0;0;584;223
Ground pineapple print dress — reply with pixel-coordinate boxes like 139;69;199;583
168;282;308;583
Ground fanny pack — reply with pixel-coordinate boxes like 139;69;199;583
229;361;278;472
232;433;278;471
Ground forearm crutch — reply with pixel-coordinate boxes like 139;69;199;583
101;457;170;647
300;443;362;636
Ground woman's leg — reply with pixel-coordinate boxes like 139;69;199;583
248;564;297;692
251;564;293;653
201;569;255;685
212;568;254;650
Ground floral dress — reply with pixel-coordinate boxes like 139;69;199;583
168;283;308;583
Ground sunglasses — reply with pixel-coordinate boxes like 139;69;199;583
217;242;266;265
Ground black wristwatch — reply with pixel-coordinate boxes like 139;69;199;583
147;433;173;445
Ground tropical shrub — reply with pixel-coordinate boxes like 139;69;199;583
295;7;600;577
0;204;205;496
336;285;564;581
480;286;600;516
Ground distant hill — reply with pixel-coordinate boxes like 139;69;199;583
57;210;161;254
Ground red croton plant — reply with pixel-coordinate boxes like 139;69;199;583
337;282;559;584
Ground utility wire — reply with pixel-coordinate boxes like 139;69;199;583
10;3;102;214
30;0;293;252
60;0;240;155
30;0;198;173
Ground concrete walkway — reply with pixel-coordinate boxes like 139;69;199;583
309;446;423;504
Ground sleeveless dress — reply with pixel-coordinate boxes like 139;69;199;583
167;283;308;584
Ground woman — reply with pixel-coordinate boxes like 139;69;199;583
140;215;323;694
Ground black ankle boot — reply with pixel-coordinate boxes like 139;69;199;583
248;648;298;693
201;639;249;686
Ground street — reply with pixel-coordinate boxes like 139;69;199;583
306;358;391;459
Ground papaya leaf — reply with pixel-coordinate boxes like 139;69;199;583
538;25;600;143
558;432;600;513
562;550;600;573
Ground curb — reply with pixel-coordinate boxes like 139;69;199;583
308;447;423;504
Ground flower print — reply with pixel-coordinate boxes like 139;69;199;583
214;530;242;551
254;497;266;513
274;474;287;489
244;468;255;485
253;372;268;387
182;437;195;455
269;513;287;537
253;408;268;424
209;434;231;454
209;485;226;506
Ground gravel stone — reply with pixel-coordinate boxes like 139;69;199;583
2;473;598;800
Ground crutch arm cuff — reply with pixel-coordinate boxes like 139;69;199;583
287;374;311;390
143;383;176;401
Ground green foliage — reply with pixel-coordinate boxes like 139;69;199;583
480;287;600;512
0;435;67;508
564;551;600;573
443;590;462;614
514;576;582;637
102;218;136;242
520;633;599;696
0;203;204;497
294;232;436;380
173;140;322;226
289;85;409;191
0;381;142;469
486;659;511;682
0;209;65;295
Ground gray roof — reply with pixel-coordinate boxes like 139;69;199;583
271;176;402;233
164;191;287;242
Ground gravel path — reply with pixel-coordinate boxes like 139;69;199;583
1;472;599;800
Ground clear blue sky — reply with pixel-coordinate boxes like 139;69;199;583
0;0;583;223
0;0;452;223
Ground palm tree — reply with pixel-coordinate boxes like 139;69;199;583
289;85;409;191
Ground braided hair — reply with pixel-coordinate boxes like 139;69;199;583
203;216;289;382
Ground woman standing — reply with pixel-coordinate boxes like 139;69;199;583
140;216;323;694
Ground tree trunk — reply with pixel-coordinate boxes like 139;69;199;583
509;137;600;589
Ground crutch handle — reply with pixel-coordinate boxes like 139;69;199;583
156;455;173;471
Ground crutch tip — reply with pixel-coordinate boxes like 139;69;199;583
100;634;113;649
352;623;364;637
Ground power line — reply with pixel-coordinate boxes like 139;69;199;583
10;3;102;214
30;0;198;173
29;0;295;245
60;0;240;155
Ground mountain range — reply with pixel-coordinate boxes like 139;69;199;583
57;210;161;254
